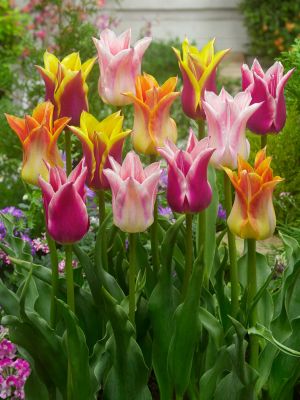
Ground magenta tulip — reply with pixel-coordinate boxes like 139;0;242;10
39;160;89;244
203;88;262;169
93;29;151;106
103;152;161;233
241;59;294;134
157;130;215;213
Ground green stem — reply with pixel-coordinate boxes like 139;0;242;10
247;239;258;369
197;118;205;140
261;135;267;149
47;233;59;328
129;233;137;325
149;154;160;276
182;213;193;299
223;172;239;317
98;190;108;270
65;244;75;313
65;130;72;175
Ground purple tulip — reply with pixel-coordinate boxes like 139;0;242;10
157;129;215;213
39;160;89;244
241;59;294;134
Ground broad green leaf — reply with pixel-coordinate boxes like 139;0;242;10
0;279;20;317
198;307;224;349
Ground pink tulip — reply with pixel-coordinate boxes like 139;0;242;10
39;160;89;244
241;59;294;134
157;130;215;213
103;152;161;233
203;88;262;169
93;28;151;106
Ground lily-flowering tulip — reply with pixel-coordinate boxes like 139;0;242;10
124;73;180;155
103;152;161;233
224;148;283;240
69;111;131;191
173;38;230;120
241;59;294;134
36;51;96;125
93;28;151;106
157;129;215;213
203;88;262;169
39;160;89;244
5;102;69;186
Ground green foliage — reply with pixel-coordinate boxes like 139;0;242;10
239;0;300;58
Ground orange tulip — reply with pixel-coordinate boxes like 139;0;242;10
224;148;283;240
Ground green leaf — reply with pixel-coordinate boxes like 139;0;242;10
0;279;20;317
58;300;95;400
198;307;224;349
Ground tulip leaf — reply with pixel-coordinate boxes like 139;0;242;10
149;216;184;400
0;279;20;317
58;299;95;400
198;307;224;348
102;289;151;400
167;253;204;397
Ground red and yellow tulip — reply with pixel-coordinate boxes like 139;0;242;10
69;111;130;191
124;73;180;155
224;148;283;240
36;51;96;125
173;38;229;120
5;102;69;186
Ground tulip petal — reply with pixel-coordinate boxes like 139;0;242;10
274;68;294;132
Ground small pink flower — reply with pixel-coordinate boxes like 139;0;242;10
39;160;89;244
241;59;294;134
157;129;215;213
35;30;46;40
103;152;161;233
93;29;151;106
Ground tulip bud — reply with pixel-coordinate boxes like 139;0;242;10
224;148;283;240
93;28;151;106
157;129;215;213
241;59;294;134
103;152;161;233
69;111;131;191
5;102;69;186
39;160;89;244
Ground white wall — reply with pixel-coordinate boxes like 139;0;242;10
102;0;248;53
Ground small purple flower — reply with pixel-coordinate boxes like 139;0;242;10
58;259;78;274
31;234;49;255
0;250;10;265
0;222;6;240
159;168;168;190
158;205;173;218
0;339;16;359
217;203;227;220
1;207;24;219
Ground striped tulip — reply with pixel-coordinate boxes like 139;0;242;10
103;151;161;233
224;148;283;240
39;159;89;244
157;129;215;213
5;102;69;186
203;88;262;169
124;73;180;155
241;59;294;134
173;38;230;120
36;51;96;125
93;28;151;106
69;111;130;191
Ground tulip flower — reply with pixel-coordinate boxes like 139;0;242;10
93;28;151;106
39;160;89;244
103;152;161;233
69;111;131;191
157;129;215;213
5;102;69;186
241;59;294;134
36;51;96;125
173;38;230;120
203;88;262;169
223;148;283;240
124;73;180;155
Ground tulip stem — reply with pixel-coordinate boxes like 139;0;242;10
182;213;194;299
197;119;205;140
224;172;239;317
65;130;72;175
65;244;75;313
98;190;108;270
129;233;137;325
247;238;258;369
47;233;59;328
261;135;267;149
150;154;160;276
